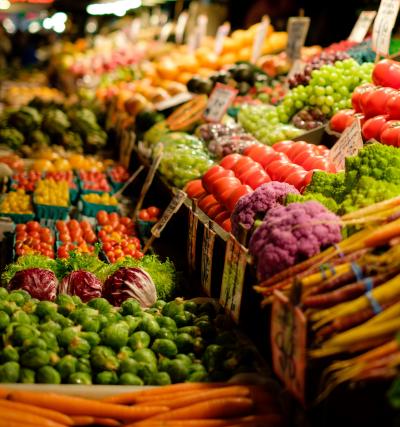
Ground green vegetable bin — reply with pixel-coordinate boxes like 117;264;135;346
136;219;155;240
34;198;70;220
0;212;35;224
81;197;119;217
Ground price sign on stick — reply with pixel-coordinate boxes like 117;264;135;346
348;11;377;43
251;15;270;64
175;11;189;44
214;22;230;56
286;17;310;62
119;131;136;169
155;92;193;111
201;222;216;296
160;22;174;43
329;119;363;171
187;202;199;273
203;83;238;123
372;0;400;56
287;59;306;81
197;14;208;47
129;18;141;41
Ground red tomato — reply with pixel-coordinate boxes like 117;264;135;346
147;207;160;217
58;246;69;258
96;210;109;225
108;212;119;223
237;164;263;182
198;194;219;214
363;87;396;118
291;148;316;166
214;211;230;226
265;160;290;180
272;140;295;153
284;170;308;190
139;210;150;220
84;231;97;244
15;224;26;232
185;179;206;199
380;121;400;146
212;176;241;201
243;145;275;166
80;220;91;231
385;94;400;120
231;157;255;175
329;109;357;133
120;216;132;226
247;173;271;190
202;166;234;193
29;231;40;240
219;153;243;169
221;218;232;232
102;242;112;251
372;59;400;89
285;141;310;159
362;115;388;141
206;203;225;219
226;185;252;212
26;221;40;232
16;232;27;242
351;83;375;113
302;156;330;171
59;232;71;243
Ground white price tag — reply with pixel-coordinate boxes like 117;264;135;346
372;0;400;56
329;119;363;171
286;17;310;62
348;11;377;43
175;11;189;44
129;18;141;41
160;22;174;43
287;59;306;80
214;22;230;56
197;14;208;45
203;83;238;123
251;15;270;64
155;92;194;111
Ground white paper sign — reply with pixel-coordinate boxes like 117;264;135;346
329;119;363;171
286;17;310;61
348;11;377;43
251;15;270;64
214;22;230;56
372;0;400;56
287;59;306;80
129;18;141;41
160;22;174;43
175;11;189;44
203;83;238;123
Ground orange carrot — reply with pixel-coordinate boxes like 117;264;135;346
134;397;254;423
136;386;250;410
0;389;9;399
0;421;45;427
9;391;168;421
104;383;224;404
123;420;231;427
70;416;120;426
0;398;73;425
0;407;66;427
364;218;400;247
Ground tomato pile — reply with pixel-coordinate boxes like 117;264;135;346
56;219;97;258
10;171;42;192
45;171;77;189
79;171;111;192
138;206;161;222
96;210;143;262
15;221;55;258
108;165;130;183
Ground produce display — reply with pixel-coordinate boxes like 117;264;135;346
0;190;33;215
34;179;69;207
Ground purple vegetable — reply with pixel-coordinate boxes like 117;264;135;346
103;267;157;308
8;268;58;301
249;201;342;281
231;181;300;237
59;270;103;303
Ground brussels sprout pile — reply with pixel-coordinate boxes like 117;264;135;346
0;288;258;385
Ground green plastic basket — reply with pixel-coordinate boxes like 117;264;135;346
0;212;35;224
34;197;70;220
81;198;119;217
136;219;155;240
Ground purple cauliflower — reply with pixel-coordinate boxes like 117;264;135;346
249;201;342;281
231;181;300;237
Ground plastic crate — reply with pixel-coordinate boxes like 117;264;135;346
0;212;35;224
81;197;119;217
34;198;70;220
136;219;155;240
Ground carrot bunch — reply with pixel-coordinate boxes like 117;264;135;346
0;383;284;427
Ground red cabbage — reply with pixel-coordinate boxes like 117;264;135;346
59;270;103;303
8;268;58;301
103;267;157;308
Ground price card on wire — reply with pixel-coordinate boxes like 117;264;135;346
348;11;377;43
329;118;363;171
372;0;400;56
151;190;186;238
160;22;174;43
187;202;199;273
203;83;238;123
286;16;310;62
175;11;189;44
271;290;307;404
251;15;270;64
220;236;248;323
214;22;231;56
201;222;216;296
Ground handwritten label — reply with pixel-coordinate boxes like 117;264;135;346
151;190;186;238
175;11;189;44
155;92;194;111
187;206;199;272
251;15;270;64
197;14;208;47
201;222;216;296
287;59;306;80
220;236;248;323
372;0;400;56
286;17;310;61
160;22;174;43
329;119;363;170
271;290;306;404
203;83;238;123
348;11;377;43
214;22;230;56
119;131;136;169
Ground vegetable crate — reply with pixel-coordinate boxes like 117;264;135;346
81;198;119;218
34;201;70;220
0;212;35;224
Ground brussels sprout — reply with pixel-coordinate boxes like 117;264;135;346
39;321;62;336
22;299;38;315
187;370;208;382
68;336;91;357
119;373;143;385
0;311;10;331
140;317;160;338
37;366;61;384
49;351;60;366
152;300;166;311
158;357;171;372
174;311;195;327
20;348;50;368
51;313;74;329
145;308;160;316
136;363;154;385
76;357;92;374
119;358;139;375
36;301;58;318
156;316;177;331
195;320;216;341
151;339;178;358
175;354;192;368
56;355;78;379
41;331;59;351
1;345;19;362
124;316;142;334
22;337;46;350
178;326;201;337
0;287;8;299
128;331;151;351
184;301;197;314
58;326;80;347
165;359;189;383
155;328;175;341
162;300;185;318
71;295;83;306
20;368;35;383
11;325;39;346
55;294;76;316
198;302;217;318
98;315;109;329
96;371;118;385
80;316;100;333
9;290;30;306
151;371;171;385
132;349;157;373
120;299;142;316
117;346;134;361
0;361;20;382
11;310;31;324
87;298;112;314
80;332;100;348
193;337;206;355
104;310;123;324
175;333;194;353
29;314;39;324
68;372;92;384
70;307;98;325
91;346;119;371
202;344;225;372
101;322;129;349
0;300;17;315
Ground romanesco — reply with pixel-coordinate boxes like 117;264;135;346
304;171;346;202
284;192;339;213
